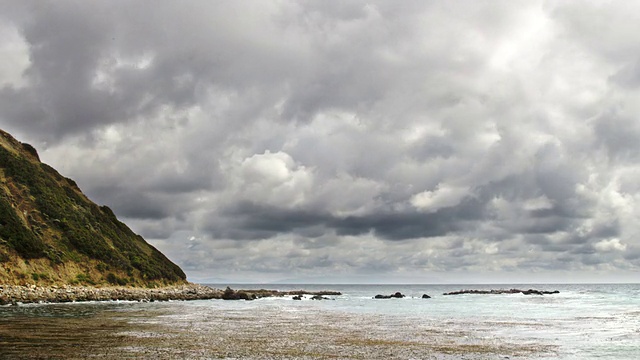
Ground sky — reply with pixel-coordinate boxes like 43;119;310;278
0;1;639;284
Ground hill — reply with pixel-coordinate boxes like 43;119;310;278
0;128;186;287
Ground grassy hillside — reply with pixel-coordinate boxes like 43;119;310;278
0;129;186;286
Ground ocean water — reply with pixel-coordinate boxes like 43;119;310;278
1;283;639;359
212;283;640;359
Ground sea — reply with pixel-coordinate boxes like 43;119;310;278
1;283;639;359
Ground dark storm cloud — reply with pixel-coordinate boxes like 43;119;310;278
212;195;485;241
1;0;639;282
0;1;299;140
1;2;141;138
334;197;485;240
91;186;170;220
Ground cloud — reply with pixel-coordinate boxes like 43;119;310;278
594;238;627;253
1;0;639;282
237;151;313;207
410;184;470;213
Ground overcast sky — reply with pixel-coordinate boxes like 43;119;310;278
1;1;639;284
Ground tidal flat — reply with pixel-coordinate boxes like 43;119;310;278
0;300;555;359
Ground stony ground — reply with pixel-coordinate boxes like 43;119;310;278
0;300;557;359
0;284;342;305
0;283;223;304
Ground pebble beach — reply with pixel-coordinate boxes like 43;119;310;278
0;284;342;305
0;284;222;304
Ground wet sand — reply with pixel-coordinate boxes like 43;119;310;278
0;301;556;359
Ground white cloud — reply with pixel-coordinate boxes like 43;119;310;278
410;184;469;212
594;238;627;252
236;151;313;207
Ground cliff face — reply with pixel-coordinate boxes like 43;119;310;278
0;129;186;286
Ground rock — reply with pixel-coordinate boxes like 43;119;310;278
421;294;431;299
443;288;560;296
0;284;347;304
221;287;248;300
522;289;543;295
374;292;405;299
310;295;330;300
292;295;303;300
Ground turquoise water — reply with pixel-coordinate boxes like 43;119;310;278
211;283;640;359
1;283;639;359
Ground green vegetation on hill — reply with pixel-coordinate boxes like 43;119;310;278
0;129;186;286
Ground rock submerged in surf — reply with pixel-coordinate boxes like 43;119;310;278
442;289;560;296
373;292;405;299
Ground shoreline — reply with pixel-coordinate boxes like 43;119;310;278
1;284;562;305
0;283;222;305
0;284;342;305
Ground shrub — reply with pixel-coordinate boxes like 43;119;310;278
75;273;95;285
106;273;117;284
106;272;128;286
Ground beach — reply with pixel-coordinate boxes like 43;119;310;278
0;284;221;304
0;284;341;305
0;298;551;359
1;283;639;359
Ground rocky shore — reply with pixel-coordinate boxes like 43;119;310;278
443;288;560;296
0;283;222;305
1;284;562;305
0;284;343;305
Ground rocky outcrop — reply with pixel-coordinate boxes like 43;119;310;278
221;287;255;300
421;294;431;299
522;289;560;295
214;288;343;301
0;285;343;305
374;292;405;299
443;288;560;296
232;289;341;298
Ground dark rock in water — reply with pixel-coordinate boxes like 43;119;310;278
522;289;560;295
236;291;254;300
443;288;560;296
310;295;330;300
221;287;254;300
374;292;405;299
421;294;431;299
522;289;543;295
222;287;235;300
292;295;303;300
